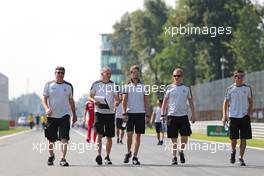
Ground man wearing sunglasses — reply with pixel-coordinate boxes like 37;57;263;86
222;69;253;166
161;68;195;165
122;65;150;165
42;66;77;167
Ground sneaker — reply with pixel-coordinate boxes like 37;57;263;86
160;141;163;145
179;152;185;163
47;156;55;166
59;158;69;167
230;151;236;164
117;138;120;144
132;156;141;165
171;157;178;165
157;141;161;145
123;152;132;163
238;158;246;166
120;140;123;144
86;139;90;143
104;156;112;165
96;155;103;165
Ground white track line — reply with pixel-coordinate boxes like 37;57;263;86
146;133;264;151
0;130;31;140
72;129;106;149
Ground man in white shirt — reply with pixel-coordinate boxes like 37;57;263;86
161;68;195;165
222;69;253;166
42;66;77;167
151;99;165;145
122;65;150;165
89;67;119;165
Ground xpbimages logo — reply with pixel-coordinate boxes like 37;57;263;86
164;24;232;38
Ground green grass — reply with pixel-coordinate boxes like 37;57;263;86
0;127;29;137
145;127;264;148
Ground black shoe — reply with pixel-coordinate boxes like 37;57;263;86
157;141;161;145
104;156;112;165
120;140;123;144
132;156;141;165
238;158;246;166
59;158;69;167
47;156;55;166
96;155;103;165
171;157;178;165
230;151;236;164
86;139;90;143
160;141;163;145
117;138;120;144
123;152;132;163
179;152;185;164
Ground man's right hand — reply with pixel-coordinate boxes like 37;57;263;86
45;108;52;116
222;115;228;126
122;115;128;123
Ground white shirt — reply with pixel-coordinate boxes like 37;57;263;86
43;80;73;118
164;84;192;117
225;84;252;118
90;80;118;114
153;106;162;123
123;81;148;113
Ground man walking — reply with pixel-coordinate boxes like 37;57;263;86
122;65;150;165
116;93;125;144
89;67;119;165
151;99;165;145
42;66;77;167
222;69;253;166
161;68;195;165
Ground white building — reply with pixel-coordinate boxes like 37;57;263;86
0;73;9;120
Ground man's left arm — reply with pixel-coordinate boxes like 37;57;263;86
69;98;77;124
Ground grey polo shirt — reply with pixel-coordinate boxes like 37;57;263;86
225;84;252;118
123;81;148;114
90;80;118;114
164;84;192;117
43;80;73;118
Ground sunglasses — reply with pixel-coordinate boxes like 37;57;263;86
173;75;182;78
56;71;65;75
234;75;244;79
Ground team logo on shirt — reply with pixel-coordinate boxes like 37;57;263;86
64;88;67;92
243;90;247;94
183;89;186;93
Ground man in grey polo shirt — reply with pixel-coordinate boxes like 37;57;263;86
161;68;195;165
222;69;253;166
89;67;119;165
122;65;150;165
42;66;77;167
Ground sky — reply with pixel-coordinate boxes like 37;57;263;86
0;0;176;100
0;0;263;100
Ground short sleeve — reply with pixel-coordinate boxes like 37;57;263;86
164;85;170;98
123;84;128;94
248;87;253;98
187;87;192;99
69;85;73;99
225;88;231;100
43;82;49;97
143;84;150;96
90;82;96;94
